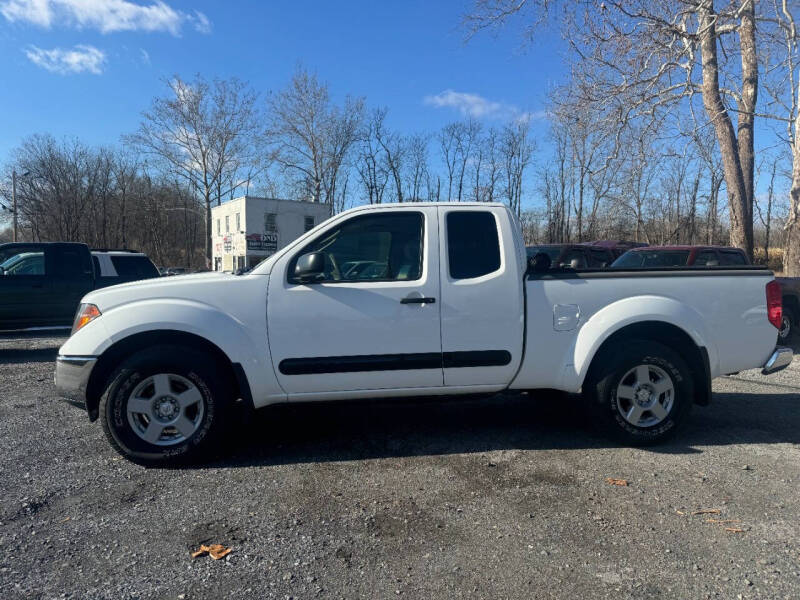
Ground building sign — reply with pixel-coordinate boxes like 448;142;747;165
246;232;278;251
223;234;233;253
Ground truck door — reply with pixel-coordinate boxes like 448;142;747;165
438;207;524;387
0;244;52;329
51;245;95;324
267;207;443;396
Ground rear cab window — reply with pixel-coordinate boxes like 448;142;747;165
55;248;92;278
110;255;159;280
719;251;747;266
693;250;719;266
559;248;588;269
447;211;501;279
587;249;610;268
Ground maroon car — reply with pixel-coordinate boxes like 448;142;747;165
611;245;750;268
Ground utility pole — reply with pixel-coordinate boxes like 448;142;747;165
12;169;17;243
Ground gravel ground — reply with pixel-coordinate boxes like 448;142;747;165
1;334;800;600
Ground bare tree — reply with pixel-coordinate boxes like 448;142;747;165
356;113;389;205
463;0;760;258
760;2;800;274
406;134;430;201
268;67;364;214
4;134;206;267
127;75;262;265
439;122;461;201
755;154;779;263
371;108;406;202
501;118;535;217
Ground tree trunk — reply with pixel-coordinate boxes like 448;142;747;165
204;190;212;269
737;0;757;258
698;1;754;257
784;110;800;275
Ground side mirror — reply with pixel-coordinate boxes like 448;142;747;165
294;252;325;283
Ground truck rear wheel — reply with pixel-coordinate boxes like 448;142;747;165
779;306;796;341
99;345;230;465
586;341;693;445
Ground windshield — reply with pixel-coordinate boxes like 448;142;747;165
611;250;691;268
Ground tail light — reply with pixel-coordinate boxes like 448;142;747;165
766;280;782;330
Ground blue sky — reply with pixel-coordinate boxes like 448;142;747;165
0;0;565;164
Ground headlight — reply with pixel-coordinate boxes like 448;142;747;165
72;303;101;335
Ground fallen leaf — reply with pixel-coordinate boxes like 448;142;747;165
725;528;745;533
691;509;721;515
676;510;685;516
60;517;71;523
605;478;629;486
191;544;232;560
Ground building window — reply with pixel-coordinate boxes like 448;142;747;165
265;213;277;233
236;213;240;232
217;219;220;235
225;215;230;233
304;216;315;232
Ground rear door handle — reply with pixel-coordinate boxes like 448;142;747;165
401;297;436;304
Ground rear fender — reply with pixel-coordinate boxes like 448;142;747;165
566;295;716;391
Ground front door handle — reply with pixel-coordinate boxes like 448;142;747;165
401;296;436;304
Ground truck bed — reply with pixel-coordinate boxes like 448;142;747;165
512;266;777;393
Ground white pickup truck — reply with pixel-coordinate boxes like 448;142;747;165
55;203;792;464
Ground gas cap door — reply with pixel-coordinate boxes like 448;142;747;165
553;304;580;331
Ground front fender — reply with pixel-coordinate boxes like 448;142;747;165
59;298;282;406
565;295;717;390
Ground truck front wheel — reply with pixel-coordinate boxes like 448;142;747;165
586;341;693;445
99;345;230;465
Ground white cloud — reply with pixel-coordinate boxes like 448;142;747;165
25;44;106;74
1;0;211;36
139;47;150;64
424;89;543;121
191;10;210;34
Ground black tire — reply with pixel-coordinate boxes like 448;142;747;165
99;345;231;465
585;340;694;446
779;305;796;342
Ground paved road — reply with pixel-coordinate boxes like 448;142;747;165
1;334;799;599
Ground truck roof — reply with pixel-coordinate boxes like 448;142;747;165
627;245;743;252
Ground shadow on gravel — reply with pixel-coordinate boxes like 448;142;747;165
0;347;58;364
190;387;800;469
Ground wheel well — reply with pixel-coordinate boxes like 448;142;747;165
585;321;711;406
85;330;252;421
783;295;799;320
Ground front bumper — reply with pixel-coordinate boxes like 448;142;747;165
762;346;793;375
54;355;98;402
